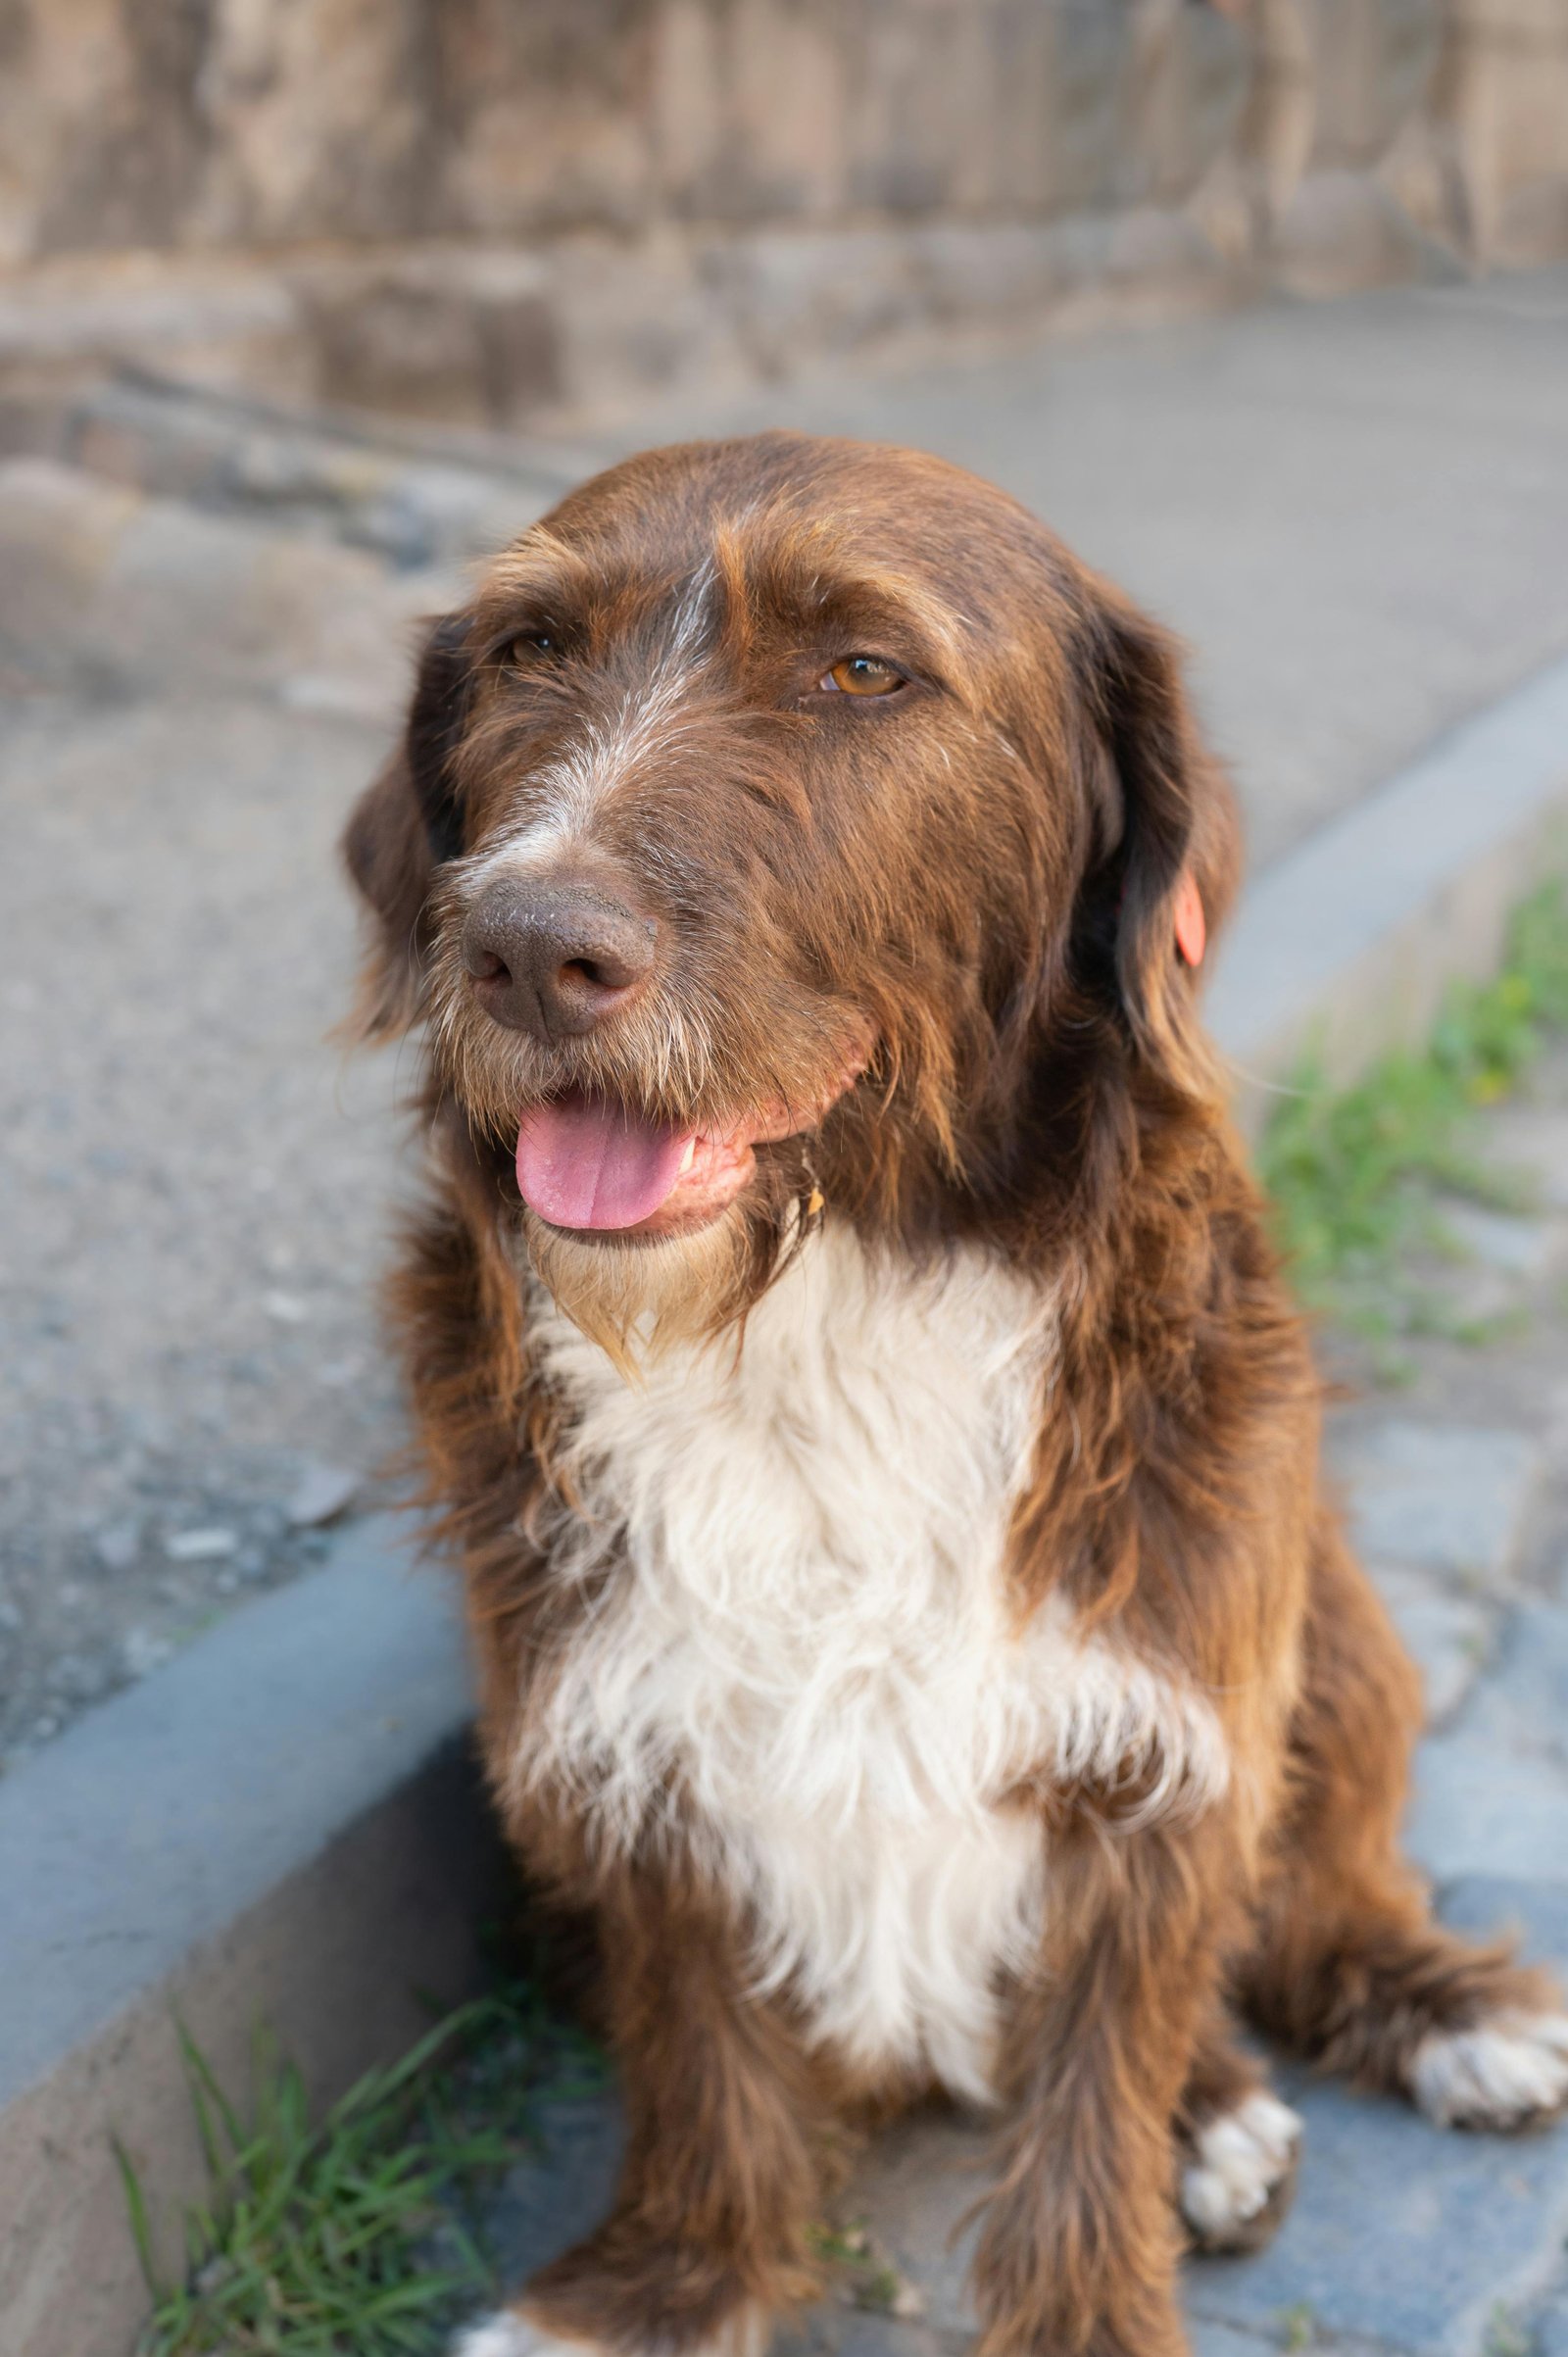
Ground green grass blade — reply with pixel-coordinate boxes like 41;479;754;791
114;2138;167;2303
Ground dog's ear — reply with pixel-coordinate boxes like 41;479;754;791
340;614;472;1043
1076;580;1241;1096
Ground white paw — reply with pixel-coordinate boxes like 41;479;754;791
450;2308;765;2357
1180;2091;1302;2241
1410;2009;1568;2130
451;2319;582;2357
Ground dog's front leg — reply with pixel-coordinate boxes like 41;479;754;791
467;1866;826;2357
971;1816;1241;2357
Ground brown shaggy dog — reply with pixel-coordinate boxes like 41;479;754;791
342;433;1568;2357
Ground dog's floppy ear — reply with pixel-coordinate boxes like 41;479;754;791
340;614;472;1043
1077;580;1241;1096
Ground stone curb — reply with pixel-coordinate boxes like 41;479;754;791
1208;650;1568;1136
0;1517;498;2357
5;637;1568;2354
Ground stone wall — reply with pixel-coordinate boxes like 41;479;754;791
1;0;1565;429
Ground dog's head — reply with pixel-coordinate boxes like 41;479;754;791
344;432;1239;1343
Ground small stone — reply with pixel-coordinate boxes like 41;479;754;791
1332;1421;1541;1588
263;1290;310;1323
93;1519;141;1573
165;1526;238;1562
122;1626;172;1678
285;1459;360;1528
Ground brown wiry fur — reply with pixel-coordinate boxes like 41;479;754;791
342;433;1562;2357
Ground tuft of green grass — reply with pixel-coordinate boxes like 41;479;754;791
1483;2305;1532;2357
806;2218;920;2319
806;2220;869;2267
1258;877;1568;1340
121;1976;605;2357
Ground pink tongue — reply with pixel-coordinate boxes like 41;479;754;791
515;1093;694;1231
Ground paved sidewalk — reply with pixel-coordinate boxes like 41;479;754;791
466;1047;1568;2356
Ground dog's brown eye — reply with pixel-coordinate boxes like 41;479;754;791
509;630;558;664
823;656;905;697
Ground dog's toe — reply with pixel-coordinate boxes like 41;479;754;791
1409;2009;1568;2131
1179;2090;1303;2254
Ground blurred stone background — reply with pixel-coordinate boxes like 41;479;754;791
1;0;1566;439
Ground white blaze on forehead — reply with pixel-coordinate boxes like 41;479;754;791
469;559;717;884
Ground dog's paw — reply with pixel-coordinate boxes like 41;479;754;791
451;2318;584;2357
1179;2090;1303;2253
1409;2009;1568;2130
451;2306;767;2357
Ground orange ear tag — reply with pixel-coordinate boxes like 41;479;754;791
1173;871;1205;968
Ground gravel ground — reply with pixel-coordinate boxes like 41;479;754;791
0;680;417;1768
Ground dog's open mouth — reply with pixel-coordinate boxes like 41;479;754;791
514;1045;871;1242
514;1094;758;1238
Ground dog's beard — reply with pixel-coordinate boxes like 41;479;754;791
520;1160;806;1371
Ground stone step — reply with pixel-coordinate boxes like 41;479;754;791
3;373;570;570
0;456;446;714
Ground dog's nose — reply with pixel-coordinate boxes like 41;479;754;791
462;873;658;1040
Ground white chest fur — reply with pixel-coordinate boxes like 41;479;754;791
514;1226;1226;2103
